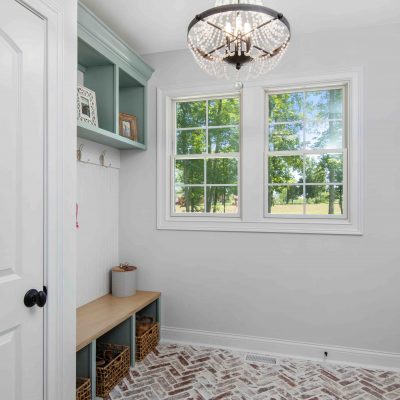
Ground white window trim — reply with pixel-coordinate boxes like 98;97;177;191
157;71;363;235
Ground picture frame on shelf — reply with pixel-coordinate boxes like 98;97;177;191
119;112;138;142
77;85;98;127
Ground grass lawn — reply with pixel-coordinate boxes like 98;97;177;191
175;204;238;214
175;203;342;215
271;203;343;215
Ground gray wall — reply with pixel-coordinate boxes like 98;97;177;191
119;24;400;354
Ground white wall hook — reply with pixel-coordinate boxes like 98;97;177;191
99;150;106;167
77;144;84;161
77;144;118;169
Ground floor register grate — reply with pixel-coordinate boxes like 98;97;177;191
245;353;278;365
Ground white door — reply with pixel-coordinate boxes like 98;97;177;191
0;1;46;399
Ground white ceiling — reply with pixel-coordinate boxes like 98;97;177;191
81;0;400;55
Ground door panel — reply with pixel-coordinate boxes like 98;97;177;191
0;1;46;399
0;327;21;399
0;28;21;278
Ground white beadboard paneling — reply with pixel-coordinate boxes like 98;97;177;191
77;141;120;307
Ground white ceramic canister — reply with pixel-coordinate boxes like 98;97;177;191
111;264;137;297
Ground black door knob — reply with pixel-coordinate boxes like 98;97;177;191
36;290;47;307
24;288;47;308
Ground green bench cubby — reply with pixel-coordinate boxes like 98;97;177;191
76;292;161;399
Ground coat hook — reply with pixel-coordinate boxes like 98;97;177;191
99;150;106;167
77;148;114;169
77;144;84;161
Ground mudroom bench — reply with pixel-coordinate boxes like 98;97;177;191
76;291;161;399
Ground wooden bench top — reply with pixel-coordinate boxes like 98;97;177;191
76;291;161;351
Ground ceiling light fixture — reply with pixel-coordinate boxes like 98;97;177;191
187;0;291;79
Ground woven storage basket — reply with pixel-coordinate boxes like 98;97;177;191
136;322;160;361
96;343;130;398
76;377;91;400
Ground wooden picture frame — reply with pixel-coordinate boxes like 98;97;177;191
119;112;138;141
77;85;98;127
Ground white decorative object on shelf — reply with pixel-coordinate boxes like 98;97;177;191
77;84;98;127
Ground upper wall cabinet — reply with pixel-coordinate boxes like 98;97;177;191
77;2;154;150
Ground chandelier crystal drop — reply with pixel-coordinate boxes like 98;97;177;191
187;0;291;79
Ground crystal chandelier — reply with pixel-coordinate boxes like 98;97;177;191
187;0;291;79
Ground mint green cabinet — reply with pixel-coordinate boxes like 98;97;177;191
77;3;153;150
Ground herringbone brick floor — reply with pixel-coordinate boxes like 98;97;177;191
107;344;400;400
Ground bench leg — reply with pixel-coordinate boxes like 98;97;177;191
130;314;136;368
156;297;161;325
89;340;96;400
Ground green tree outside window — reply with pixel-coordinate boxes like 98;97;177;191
174;97;240;214
268;88;345;215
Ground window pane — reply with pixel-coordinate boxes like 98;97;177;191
268;156;303;184
305;120;343;150
175;160;204;185
175;186;204;213
206;158;238;184
305;154;343;184
208;98;240;126
269;92;304;123
176;101;206;128
176;129;206;155
206;186;238;214
174;95;241;216
305;89;343;120
305;185;343;215
269;122;303;151
268;186;304;214
266;87;346;218
208;127;239;153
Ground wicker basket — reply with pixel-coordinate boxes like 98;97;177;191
136;322;160;361
76;377;91;400
96;343;130;398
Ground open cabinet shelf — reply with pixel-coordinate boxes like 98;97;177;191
77;121;146;150
77;2;153;150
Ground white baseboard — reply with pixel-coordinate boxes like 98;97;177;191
161;326;400;372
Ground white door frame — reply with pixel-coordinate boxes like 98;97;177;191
17;0;77;399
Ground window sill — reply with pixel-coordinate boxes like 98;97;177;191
157;217;363;235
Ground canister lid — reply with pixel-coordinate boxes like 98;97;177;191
112;264;137;272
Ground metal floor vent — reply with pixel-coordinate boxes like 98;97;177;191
245;354;278;365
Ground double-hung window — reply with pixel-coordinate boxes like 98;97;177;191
158;73;362;234
266;86;347;217
173;96;240;215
